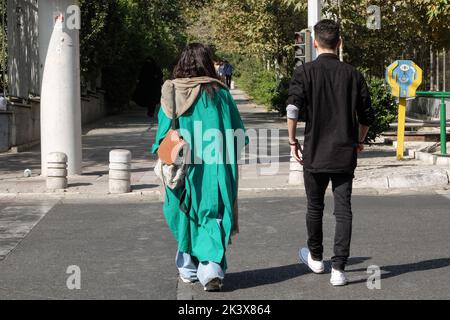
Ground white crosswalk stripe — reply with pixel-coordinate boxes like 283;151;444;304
435;190;450;199
0;202;58;260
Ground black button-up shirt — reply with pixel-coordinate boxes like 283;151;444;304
287;53;375;173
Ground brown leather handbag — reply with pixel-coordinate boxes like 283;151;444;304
158;129;187;165
157;99;188;165
155;98;189;190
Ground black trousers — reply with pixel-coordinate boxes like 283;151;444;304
225;75;232;88
303;170;354;271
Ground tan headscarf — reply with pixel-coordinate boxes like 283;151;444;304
160;76;228;119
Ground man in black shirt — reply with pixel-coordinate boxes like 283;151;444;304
286;19;374;286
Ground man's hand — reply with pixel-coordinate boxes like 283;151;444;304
357;143;365;153
290;141;304;164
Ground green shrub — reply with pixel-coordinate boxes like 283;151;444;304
234;58;279;110
271;77;291;116
365;76;398;143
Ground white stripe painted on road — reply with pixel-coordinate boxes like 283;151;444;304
0;202;58;260
435;190;450;199
177;278;194;300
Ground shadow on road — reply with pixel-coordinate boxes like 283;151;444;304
347;258;450;284
223;257;371;292
224;264;305;292
132;184;159;190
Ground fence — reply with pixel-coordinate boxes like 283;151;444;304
6;0;40;99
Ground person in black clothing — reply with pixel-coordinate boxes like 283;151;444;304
133;57;164;117
286;19;375;286
223;61;233;88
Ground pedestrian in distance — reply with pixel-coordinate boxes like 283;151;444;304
223;60;233;89
133;57;164;118
218;60;226;83
286;19;375;286
152;43;248;292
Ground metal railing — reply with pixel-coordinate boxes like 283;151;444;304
416;91;450;155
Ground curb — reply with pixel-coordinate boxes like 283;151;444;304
0;190;162;201
405;147;450;166
288;161;450;189
288;170;450;189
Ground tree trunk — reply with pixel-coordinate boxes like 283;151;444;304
338;0;343;61
430;45;434;91
443;49;446;92
436;50;440;91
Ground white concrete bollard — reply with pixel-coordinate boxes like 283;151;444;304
47;152;68;190
109;150;132;194
288;156;304;185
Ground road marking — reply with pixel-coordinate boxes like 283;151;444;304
177;278;194;300
435;190;450;199
0;202;58;260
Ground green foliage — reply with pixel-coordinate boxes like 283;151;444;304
364;76;398;142
79;0;187;112
321;0;450;86
0;0;6;92
187;0;307;79
271;77;291;116
234;57;279;109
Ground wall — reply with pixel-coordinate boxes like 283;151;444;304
0;111;11;152
81;91;106;125
7;0;40;99
407;97;450;122
0;92;106;153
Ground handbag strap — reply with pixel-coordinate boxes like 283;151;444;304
171;86;177;130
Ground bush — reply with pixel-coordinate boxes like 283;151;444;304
365;76;398;143
234;58;279;110
79;0;186;113
271;77;291;116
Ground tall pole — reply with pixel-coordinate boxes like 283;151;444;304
436;50;440;91
338;0;343;62
308;0;322;61
39;0;82;176
443;49;446;91
1;0;6;96
430;45;434;91
397;98;407;160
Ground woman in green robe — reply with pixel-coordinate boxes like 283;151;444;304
152;43;247;292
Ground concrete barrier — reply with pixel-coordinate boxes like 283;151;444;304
288;157;304;185
109;149;132;194
388;170;449;188
46;152;68;190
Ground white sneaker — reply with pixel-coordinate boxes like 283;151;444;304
299;248;325;274
330;268;348;286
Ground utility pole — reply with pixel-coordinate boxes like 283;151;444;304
39;0;82;176
308;0;322;61
444;49;447;91
430;45;434;91
1;0;6;96
338;0;343;62
437;50;440;91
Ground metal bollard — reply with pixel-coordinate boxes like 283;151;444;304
47;152;68;190
109;149;132;194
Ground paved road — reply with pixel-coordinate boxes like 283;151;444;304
1;190;449;299
0;199;177;299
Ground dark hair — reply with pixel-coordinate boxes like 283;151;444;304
173;43;220;95
314;19;340;50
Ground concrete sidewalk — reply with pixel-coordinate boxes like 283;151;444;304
233;89;450;191
1;89;449;199
1;106;161;199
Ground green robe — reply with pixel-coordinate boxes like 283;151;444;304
152;88;247;269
